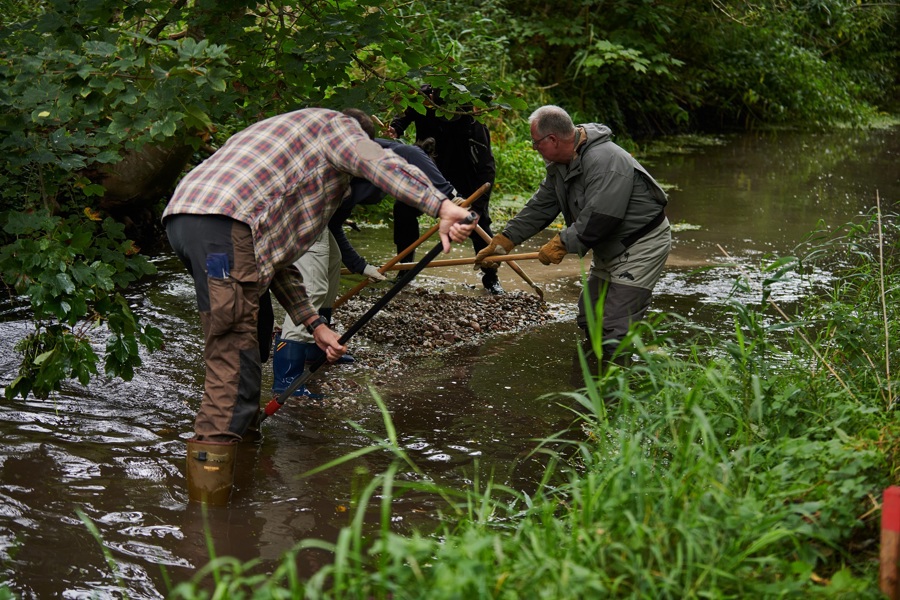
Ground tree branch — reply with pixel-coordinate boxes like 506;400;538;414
147;0;189;40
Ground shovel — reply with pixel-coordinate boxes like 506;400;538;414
260;210;480;423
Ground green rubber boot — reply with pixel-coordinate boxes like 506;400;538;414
186;439;237;506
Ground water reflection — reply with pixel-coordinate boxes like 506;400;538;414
0;127;897;597
651;128;898;263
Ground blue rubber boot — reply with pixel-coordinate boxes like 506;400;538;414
271;333;324;400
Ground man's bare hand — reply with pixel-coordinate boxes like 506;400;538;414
437;200;478;251
312;325;348;363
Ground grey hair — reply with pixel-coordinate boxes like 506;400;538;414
529;105;575;138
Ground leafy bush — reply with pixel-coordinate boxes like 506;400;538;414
0;14;231;213
703;27;876;127
493;137;546;198
498;0;896;133
0;209;163;399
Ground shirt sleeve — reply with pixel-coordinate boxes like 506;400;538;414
393;145;458;198
269;264;316;327
325;116;447;217
502;177;562;245
390;108;415;137
328;203;367;274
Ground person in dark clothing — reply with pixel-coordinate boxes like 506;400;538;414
334;137;459;276
388;86;504;295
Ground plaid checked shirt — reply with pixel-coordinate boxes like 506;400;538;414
163;108;447;326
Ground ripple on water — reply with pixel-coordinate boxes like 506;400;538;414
99;511;144;525
108;539;191;568
114;456;178;482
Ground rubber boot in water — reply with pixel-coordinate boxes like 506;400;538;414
271;333;322;399
186;439;237;506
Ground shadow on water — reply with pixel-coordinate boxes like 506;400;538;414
0;127;897;597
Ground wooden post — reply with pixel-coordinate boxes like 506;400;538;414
881;486;900;599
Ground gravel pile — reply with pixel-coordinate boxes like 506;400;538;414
283;288;556;406
337;287;552;349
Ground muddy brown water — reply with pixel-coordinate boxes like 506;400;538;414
1;128;898;598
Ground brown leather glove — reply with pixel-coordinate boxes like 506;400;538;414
474;233;515;270
538;234;568;265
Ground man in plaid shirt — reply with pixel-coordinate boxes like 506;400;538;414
163;107;477;505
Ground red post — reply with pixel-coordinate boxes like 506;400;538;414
881;486;900;599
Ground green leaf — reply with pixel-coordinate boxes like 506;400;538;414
34;350;55;366
183;105;213;131
55;272;76;295
103;78;126;94
94;150;121;163
83;183;106;196
4;210;57;235
83;41;117;57
106;112;133;137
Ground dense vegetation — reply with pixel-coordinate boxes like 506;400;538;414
0;1;898;596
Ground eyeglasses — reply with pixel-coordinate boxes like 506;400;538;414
531;133;553;149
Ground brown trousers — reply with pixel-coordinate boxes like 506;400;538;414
165;215;262;442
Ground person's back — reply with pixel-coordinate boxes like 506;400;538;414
379;138;457;198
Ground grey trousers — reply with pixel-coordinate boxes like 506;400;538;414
165;214;262;443
577;218;672;358
280;229;342;343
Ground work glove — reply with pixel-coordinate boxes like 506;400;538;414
538;234;568;265
474;233;515;270
363;264;386;282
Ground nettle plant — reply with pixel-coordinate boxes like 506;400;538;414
0;209;163;400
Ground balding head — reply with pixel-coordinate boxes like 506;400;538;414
529;105;576;139
529;105;579;165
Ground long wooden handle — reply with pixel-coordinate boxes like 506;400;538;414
473;225;544;300
377;252;542;270
333;182;490;309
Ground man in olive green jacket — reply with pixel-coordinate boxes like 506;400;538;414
476;105;671;365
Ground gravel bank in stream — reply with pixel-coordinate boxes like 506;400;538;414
273;287;566;407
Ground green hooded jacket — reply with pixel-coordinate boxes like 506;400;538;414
503;123;667;261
